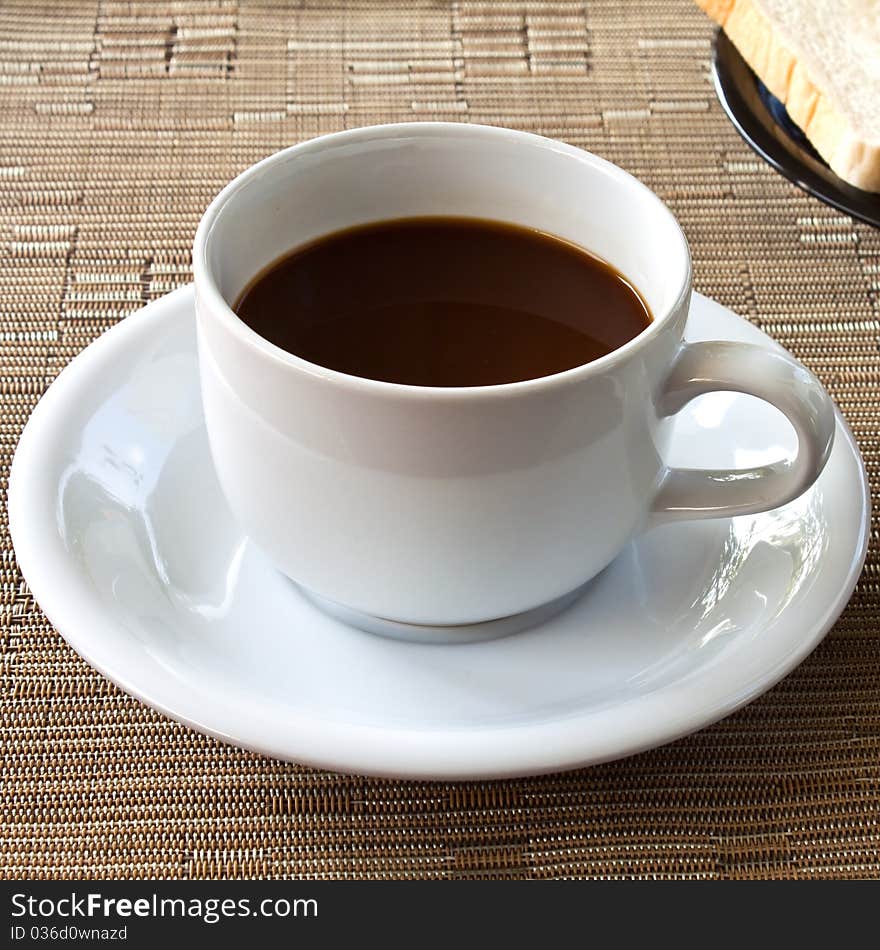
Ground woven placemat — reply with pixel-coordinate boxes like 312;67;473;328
1;0;878;880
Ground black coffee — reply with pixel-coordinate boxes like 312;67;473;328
234;217;652;387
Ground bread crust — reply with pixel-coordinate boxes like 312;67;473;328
698;0;880;192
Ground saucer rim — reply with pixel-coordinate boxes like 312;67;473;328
7;285;871;779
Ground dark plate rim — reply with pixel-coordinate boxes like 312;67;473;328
712;30;880;229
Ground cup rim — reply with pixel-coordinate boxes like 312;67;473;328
193;122;692;400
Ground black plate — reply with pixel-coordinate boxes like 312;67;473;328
712;30;880;228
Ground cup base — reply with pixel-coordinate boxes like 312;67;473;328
297;581;590;644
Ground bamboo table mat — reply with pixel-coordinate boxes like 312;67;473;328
1;0;878;879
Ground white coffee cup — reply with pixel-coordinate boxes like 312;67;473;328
193;123;834;627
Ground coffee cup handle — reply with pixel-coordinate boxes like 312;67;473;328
651;340;836;522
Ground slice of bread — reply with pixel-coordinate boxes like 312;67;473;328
698;0;880;192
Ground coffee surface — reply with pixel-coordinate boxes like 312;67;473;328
234;217;652;387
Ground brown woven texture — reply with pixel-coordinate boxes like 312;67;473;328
1;0;878;880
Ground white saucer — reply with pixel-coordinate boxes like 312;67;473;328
8;286;869;779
